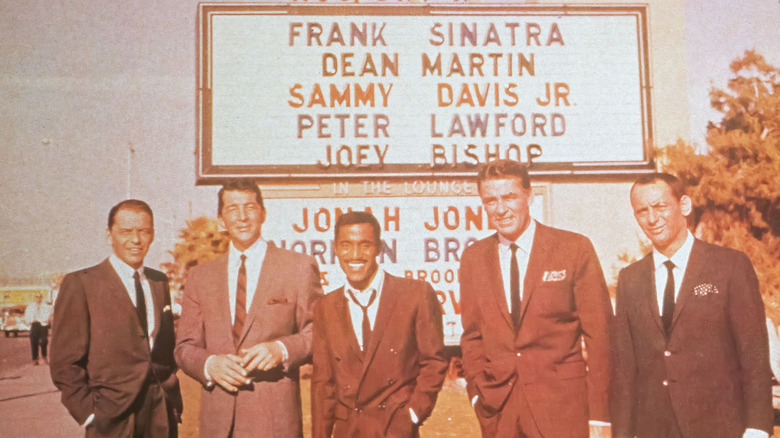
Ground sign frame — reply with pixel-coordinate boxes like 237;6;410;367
197;3;653;183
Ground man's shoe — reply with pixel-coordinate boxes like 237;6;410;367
41;357;49;365
33;359;39;365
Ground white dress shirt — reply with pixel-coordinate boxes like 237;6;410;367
24;301;52;326
652;231;694;312
109;255;155;349
345;269;384;351
226;239;267;324
497;219;536;309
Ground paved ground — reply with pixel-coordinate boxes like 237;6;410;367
0;334;82;437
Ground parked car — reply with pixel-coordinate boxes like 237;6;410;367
1;307;30;337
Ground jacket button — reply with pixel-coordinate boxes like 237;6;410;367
664;350;671;357
516;352;522;357
378;404;386;410
662;380;669;386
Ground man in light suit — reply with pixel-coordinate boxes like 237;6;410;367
611;172;772;438
51;200;182;437
175;179;323;437
311;211;448;438
459;159;612;438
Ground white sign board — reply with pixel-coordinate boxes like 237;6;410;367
198;4;652;180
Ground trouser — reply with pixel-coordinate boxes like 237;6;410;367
477;383;589;438
29;322;48;360
86;381;177;438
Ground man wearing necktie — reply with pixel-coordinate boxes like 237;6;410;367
175;180;323;438
311;211;448;438
611;172;772;438
50;200;181;437
459;159;613;438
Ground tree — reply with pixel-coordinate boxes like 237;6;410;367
660;50;780;321
161;216;229;310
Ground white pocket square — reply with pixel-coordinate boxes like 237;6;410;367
693;283;719;296
543;270;566;282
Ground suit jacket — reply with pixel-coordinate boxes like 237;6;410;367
459;222;612;436
175;243;323;438
50;259;181;431
611;239;772;438
311;274;448;438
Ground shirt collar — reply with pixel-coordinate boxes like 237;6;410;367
109;254;144;279
346;268;385;296
653;230;694;271
498;219;536;255
229;237;267;261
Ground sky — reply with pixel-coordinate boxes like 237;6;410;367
1;0;779;284
684;0;780;146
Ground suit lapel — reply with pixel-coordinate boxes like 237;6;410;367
519;222;549;325
145;268;164;344
209;255;235;349
484;235;514;330
361;275;399;375
637;255;665;335
334;288;364;362
239;243;280;347
671;239;706;329
98;259;144;327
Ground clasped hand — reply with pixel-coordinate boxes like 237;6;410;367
206;342;285;392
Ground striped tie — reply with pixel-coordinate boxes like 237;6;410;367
232;255;247;349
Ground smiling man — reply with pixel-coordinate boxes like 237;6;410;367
459;159;613;438
175;179;323;438
611;173;772;438
311;211;447;438
50;200;181;437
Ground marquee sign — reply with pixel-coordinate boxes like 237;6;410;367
198;4;652;181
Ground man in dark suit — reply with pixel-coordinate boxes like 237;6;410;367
311;211;448;438
459;159;613;438
50;200;182;437
611;172;772;438
175;179;323;437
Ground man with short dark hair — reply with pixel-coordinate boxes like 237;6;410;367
311;211;447;438
176;179;323;437
611;172;772;438
459;159;613;438
51;200;181;437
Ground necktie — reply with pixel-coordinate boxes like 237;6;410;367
133;271;148;337
662;260;676;338
232;254;247;349
347;288;378;352
510;244;521;330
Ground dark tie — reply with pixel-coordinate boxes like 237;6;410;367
133;271;148;337
347;288;377;352
510;244;521;330
662;260;676;337
232;254;247;349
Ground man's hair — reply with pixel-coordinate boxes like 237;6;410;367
631;172;686;200
108;200;154;229
334;211;381;244
218;179;265;216
476;159;531;190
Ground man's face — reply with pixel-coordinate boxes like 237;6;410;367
336;223;380;291
219;190;266;252
107;208;154;270
630;180;691;255
479;177;533;242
